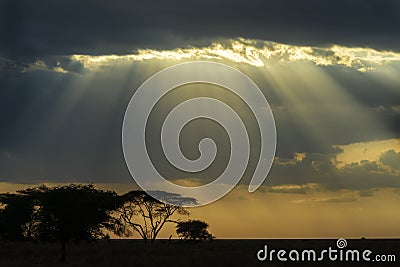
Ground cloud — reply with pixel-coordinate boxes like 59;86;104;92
380;149;400;170
8;38;400;74
0;36;399;189
314;197;358;203
170;178;204;187
358;189;376;197
267;145;400;191
295;196;358;203
21;60;68;74
3;38;398;159
334;139;400;169
148;190;198;206
1;0;400;59
262;183;317;194
66;39;400;72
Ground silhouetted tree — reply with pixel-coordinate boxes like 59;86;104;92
176;220;213;241
0;193;36;240
18;184;123;262
118;190;196;243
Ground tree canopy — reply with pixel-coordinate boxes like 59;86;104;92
1;184;124;262
0;193;35;240
118;190;196;242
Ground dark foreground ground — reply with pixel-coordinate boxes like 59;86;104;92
0;239;399;267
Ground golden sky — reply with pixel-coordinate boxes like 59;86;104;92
2;181;400;239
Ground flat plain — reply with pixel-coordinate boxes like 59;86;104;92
0;239;399;267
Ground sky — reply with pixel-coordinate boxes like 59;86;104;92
1;0;400;238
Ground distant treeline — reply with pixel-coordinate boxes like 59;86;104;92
0;184;212;262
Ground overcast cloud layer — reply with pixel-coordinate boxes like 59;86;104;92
0;1;399;191
1;0;400;59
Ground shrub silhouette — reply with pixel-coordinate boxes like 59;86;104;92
176;220;213;241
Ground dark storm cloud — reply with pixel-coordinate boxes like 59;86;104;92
1;0;400;59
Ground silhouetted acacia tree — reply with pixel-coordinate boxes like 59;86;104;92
18;184;123;262
0;194;36;240
176;220;213;241
118;190;196;243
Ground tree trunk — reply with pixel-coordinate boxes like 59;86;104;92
60;240;66;263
